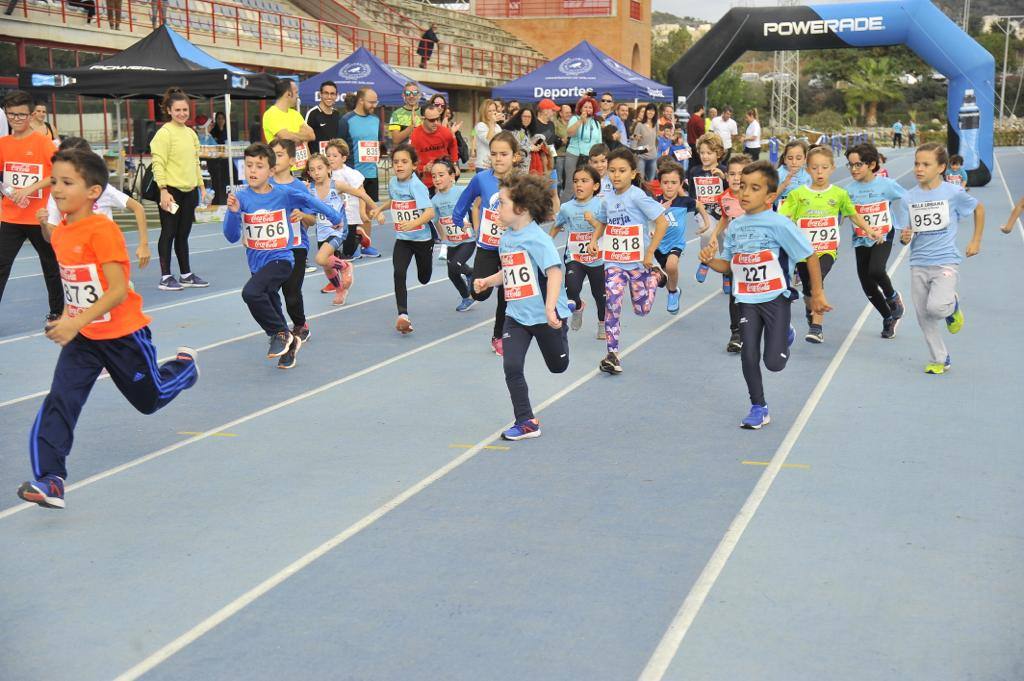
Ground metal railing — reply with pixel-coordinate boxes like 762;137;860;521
474;0;612;18
10;0;545;80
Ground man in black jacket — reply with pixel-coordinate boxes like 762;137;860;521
418;24;438;69
303;80;341;157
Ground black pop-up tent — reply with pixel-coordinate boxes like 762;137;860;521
19;24;280;183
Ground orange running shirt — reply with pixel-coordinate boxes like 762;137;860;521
0;131;55;225
50;214;151;340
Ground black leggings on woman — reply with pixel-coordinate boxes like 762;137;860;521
157;186;198;277
471;247;507;340
394;239;433;315
565;261;605;321
855;236;896;319
446;241;476;298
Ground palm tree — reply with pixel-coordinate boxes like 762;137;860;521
844;57;902;125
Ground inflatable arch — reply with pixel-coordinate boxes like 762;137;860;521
667;0;995;185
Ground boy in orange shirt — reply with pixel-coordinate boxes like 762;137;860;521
0;90;63;320
17;149;199;510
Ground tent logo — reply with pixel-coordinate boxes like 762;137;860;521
558;57;593;76
338;63;372;81
603;58;632;76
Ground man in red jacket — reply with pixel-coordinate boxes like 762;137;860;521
409;105;459;195
686;103;705;148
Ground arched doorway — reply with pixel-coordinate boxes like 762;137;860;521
631;43;641;72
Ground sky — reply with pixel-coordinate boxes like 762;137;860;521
651;0;862;23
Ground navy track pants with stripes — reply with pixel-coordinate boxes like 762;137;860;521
30;326;198;481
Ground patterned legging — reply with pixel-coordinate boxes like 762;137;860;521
604;265;658;352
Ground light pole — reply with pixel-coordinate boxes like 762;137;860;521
993;15;1024;127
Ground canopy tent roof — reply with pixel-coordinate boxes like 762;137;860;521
18;25;278;99
491;40;672;103
298;47;444;106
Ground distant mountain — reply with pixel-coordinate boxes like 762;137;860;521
934;0;1020;19
651;10;706;28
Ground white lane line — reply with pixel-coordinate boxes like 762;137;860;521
0;258;393;347
0;315;494;523
636;245;911;681
10;229;222;264
994;152;1024;245
7;243;240;282
0;271;442;410
109;288;721;681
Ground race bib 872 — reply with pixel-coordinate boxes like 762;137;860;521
4;161;43;200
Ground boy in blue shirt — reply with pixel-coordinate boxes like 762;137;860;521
944;154;970;190
699;160;831;429
223;143;341;367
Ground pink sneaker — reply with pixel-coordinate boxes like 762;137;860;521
332;285;348;306
340;259;354;290
491;337;503;356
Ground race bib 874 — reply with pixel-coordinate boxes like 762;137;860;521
854;201;892;237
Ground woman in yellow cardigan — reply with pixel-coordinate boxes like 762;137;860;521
150;87;209;291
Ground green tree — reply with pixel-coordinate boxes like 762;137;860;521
650;27;692;83
707;66;766;114
844;57;903;125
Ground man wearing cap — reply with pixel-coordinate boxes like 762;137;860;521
389;82;423;146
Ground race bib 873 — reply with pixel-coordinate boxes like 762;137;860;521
908;200;950;233
438;216;470;243
60;263;109;323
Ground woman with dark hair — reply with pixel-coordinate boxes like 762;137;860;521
602;124;623;151
150;87;208;291
503;106;535;172
207;111;229;205
631;103;659;181
441;106;469;168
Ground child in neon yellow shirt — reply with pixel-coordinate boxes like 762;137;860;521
781;145;882;343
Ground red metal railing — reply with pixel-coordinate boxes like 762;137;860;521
11;0;545;80
474;0;612;18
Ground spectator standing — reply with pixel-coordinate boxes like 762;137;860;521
409;105;459;194
418;23;438;69
553;103;572;193
150;87;209;290
908;119;917;146
658;103;675;132
388;82;423;147
304;80;341;157
337;87;384;257
711;106;739;162
892;120;903;148
503;100;521;127
631;103;659;181
598;93;626;140
30;99;58;142
441;107;468;168
504;106;535;172
474;98;502;171
262;79;315;169
706;107;717;133
686;104;705;147
106;0;122;29
207;111;230;204
742;107;762;161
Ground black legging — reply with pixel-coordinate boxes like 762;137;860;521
0;221;63;315
738;294;792;407
157;186;198;277
446;241;475;298
565;260;605;321
471;247;507;340
282;247;307;328
502;316;570;423
745;147;761;161
393;239;433;315
855;237;896;319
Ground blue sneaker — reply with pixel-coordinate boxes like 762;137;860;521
787;324;795;347
361;245;382;258
17;475;65;509
666;289;681;314
695;262;709;283
740;404;771;430
179;273;210;288
456;297;475;312
501;418;541;441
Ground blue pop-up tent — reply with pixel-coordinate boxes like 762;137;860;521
491;40;673;103
299;47;444;106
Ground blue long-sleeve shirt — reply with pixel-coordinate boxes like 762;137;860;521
223;184;342;273
452;169;503;251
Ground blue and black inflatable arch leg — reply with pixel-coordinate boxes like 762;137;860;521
666;0;994;186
